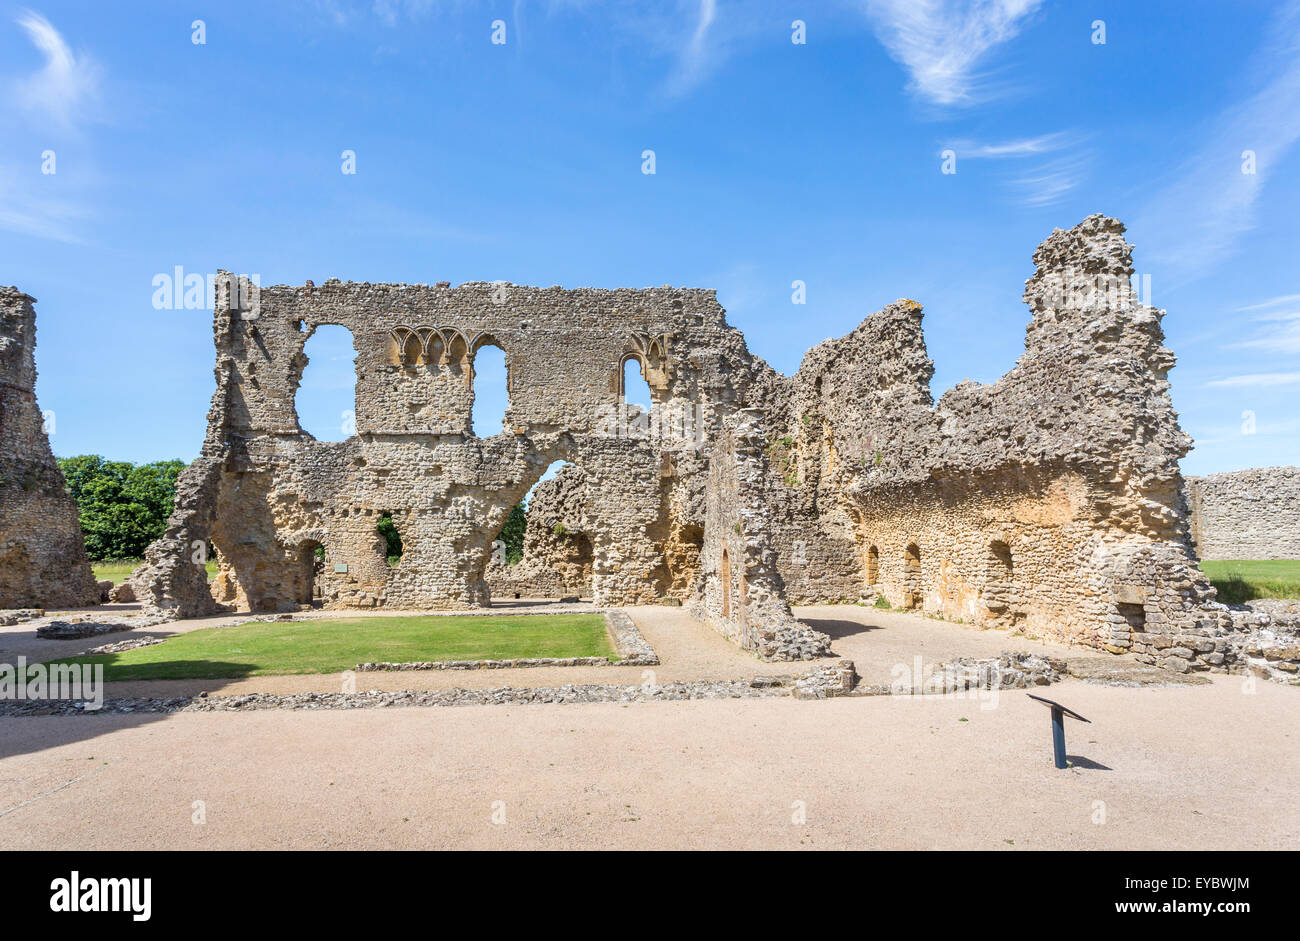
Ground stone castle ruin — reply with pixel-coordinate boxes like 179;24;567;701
5;216;1293;676
0;287;100;608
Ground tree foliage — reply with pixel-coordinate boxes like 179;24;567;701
497;502;526;565
376;513;403;563
57;456;185;561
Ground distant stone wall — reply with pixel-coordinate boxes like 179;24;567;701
0;287;99;608
486;466;594;599
1185;467;1300;560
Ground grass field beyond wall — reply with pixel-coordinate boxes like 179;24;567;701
93;559;217;583
1199;560;1300;604
52;614;616;680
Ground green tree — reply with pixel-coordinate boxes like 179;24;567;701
376;513;403;565
497;501;526;565
57;456;185;561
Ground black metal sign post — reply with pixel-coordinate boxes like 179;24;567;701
1027;694;1090;769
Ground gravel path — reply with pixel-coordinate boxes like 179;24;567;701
0;674;1293;849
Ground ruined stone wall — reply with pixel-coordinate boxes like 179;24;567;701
692;410;831;660
749;216;1225;661
1185;467;1300;559
0;287;99;608
135;276;764;617
129;215;1284;677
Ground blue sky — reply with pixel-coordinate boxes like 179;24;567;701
2;0;1298;475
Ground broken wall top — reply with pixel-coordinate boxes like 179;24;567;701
783;215;1191;504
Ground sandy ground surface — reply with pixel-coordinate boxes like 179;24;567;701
1;603;1293;849
0;674;1295;849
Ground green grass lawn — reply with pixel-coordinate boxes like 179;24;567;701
1199;560;1300;604
51;613;616;680
92;559;218;584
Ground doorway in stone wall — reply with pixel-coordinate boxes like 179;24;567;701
984;539;1018;625
295;540;324;606
865;544;880;585
903;543;921;609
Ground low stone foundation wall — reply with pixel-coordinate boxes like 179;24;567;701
0;660;861;716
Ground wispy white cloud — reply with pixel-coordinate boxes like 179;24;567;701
1231;319;1300;354
371;0;437;27
1136;2;1300;281
1220;292;1300;353
1236;293;1300;312
944;132;1087;206
1207;372;1300;387
12;10;101;131
1009;154;1088;207
860;0;1043;106
0;163;89;243
663;0;718;97
944;132;1071;159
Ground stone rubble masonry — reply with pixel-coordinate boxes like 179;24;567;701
132;276;757;620
0;661;861;717
691;408;833;660
1184;466;1300;560
122;216;1296;678
0;288;100;609
746;215;1263;675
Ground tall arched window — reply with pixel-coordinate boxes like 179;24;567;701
296;325;357;441
621;355;653;411
471;343;508;437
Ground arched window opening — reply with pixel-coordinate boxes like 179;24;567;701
865;544;880;584
377;513;403;568
903;542;921;609
622;355;653;412
990;539;1013;574
471;343;508;437
296;325;357;442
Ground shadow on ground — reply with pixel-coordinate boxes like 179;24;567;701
798;617;882;641
1066;755;1113;771
0;616;257;762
